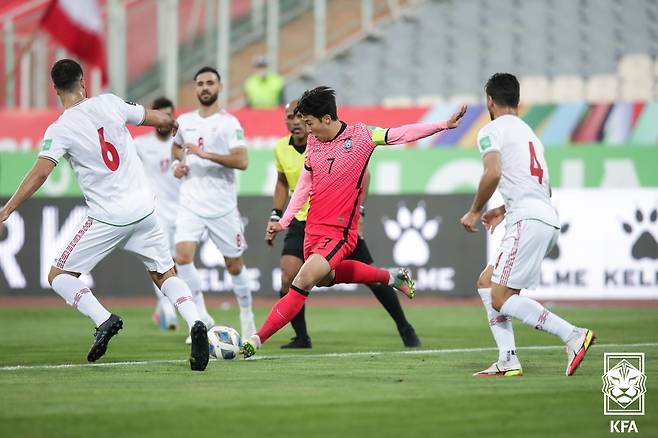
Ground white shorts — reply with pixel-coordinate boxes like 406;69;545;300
155;213;176;256
53;212;175;274
491;219;559;290
174;207;247;258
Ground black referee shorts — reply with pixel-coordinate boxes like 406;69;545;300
281;218;374;265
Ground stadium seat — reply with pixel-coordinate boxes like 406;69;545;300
382;96;414;108
550;76;585;103
447;94;480;105
620;78;654;101
416;95;445;107
585;74;619;103
520;76;550;104
285;0;658;106
618;54;653;78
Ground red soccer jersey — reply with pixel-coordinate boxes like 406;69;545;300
304;123;375;237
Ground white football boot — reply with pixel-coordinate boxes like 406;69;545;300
474;352;523;377
565;328;596;376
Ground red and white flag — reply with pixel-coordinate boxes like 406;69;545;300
40;0;107;84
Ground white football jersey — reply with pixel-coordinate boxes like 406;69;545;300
134;132;180;226
38;94;155;226
477;114;559;227
173;109;246;217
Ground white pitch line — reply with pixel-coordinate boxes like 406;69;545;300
1;342;656;372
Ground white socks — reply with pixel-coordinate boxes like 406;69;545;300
176;263;210;318
231;267;253;309
160;276;200;330
500;294;575;343
478;288;517;363
152;283;177;316
51;274;111;326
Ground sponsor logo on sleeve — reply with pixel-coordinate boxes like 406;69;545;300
41;139;52;151
479;136;491;151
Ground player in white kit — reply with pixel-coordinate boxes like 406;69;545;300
172;66;256;341
0;60;209;371
134;97;180;331
460;73;595;377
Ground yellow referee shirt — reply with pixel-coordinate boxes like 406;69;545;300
274;135;310;221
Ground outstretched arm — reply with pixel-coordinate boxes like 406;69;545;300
265;167;312;242
142;109;178;136
186;146;248;170
0;157;56;223
383;105;467;145
279;167;311;229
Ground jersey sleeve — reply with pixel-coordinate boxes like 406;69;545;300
105;93;146;126
477;124;502;157
228;118;246;149
37;125;68;164
303;148;312;171
366;125;388;146
274;147;284;172
172;116;184;145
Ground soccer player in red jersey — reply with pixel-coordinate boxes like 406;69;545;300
241;86;466;357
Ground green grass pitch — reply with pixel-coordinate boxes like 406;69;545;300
0;303;656;438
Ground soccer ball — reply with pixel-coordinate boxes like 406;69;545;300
207;325;241;360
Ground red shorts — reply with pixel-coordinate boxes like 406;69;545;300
303;227;357;270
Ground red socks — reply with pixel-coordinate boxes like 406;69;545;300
332;260;390;285
256;262;389;345
257;287;308;343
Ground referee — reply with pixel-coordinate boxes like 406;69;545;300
266;100;421;348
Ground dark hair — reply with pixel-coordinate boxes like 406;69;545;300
485;73;520;107
194;66;221;82
151;96;174;111
51;59;83;92
295;86;338;120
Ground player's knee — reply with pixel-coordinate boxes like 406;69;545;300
225;257;243;275
175;254;194;265
491;292;507;312
316;272;335;287
292;273;314;291
47;268;60;286
150;268;175;288
476;267;493;289
47;267;78;286
476;276;490;290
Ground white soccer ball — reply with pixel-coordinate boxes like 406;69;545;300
207;325;241;360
